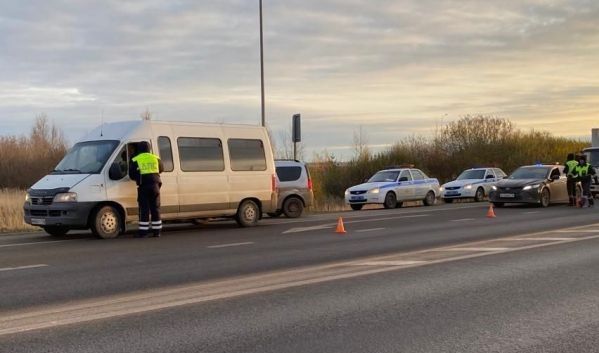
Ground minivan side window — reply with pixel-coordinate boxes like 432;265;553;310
158;136;174;172
177;137;225;172
276;166;302;182
228;139;267;171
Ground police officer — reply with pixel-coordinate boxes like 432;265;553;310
574;154;595;208
129;141;164;237
563;153;579;206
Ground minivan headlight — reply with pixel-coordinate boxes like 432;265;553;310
25;193;30;202
53;192;78;202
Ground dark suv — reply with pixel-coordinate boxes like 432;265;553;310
268;160;314;218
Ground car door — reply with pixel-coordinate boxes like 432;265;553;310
410;169;428;199
396;170;414;201
549;166;568;202
483;168;497;194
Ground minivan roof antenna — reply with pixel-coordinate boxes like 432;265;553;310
100;109;104;137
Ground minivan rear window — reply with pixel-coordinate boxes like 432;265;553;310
177;137;225;172
228;139;267;171
276;166;302;182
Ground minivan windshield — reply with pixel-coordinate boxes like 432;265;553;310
368;171;400;183
457;169;485;180
508;167;550;180
585;150;599;167
54;140;119;174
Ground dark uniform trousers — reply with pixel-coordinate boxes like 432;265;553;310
566;177;577;204
138;184;162;236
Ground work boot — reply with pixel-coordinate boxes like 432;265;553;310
151;232;161;238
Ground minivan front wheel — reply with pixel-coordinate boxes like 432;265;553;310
283;196;304;218
91;205;122;239
236;200;260;227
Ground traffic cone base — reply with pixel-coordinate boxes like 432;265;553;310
486;204;496;218
335;217;347;234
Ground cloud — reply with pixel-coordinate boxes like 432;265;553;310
0;0;598;158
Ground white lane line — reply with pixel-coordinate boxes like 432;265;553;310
523;211;540;214
207;242;254;249
0;240;70;249
451;218;475;222
0;264;48;272
511;237;574;241
434;247;511;252
555;229;599;233
283;214;428;234
356;228;386;233
354;260;426;266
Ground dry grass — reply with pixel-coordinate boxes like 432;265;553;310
0;189;37;233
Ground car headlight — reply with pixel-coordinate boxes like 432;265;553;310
344;189;349;196
522;184;540;191
53;192;78;202
439;186;445;191
491;186;497;190
370;188;380;194
464;185;473;190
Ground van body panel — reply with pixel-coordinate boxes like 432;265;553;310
24;120;277;232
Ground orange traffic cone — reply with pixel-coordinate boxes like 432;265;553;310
335;217;347;234
486;204;496;218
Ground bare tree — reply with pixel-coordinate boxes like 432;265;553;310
140;108;153;121
275;130;305;160
352;125;370;160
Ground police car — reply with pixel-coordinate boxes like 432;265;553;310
344;167;440;210
440;167;506;203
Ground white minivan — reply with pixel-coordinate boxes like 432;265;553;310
24;120;278;238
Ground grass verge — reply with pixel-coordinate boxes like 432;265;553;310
0;189;36;233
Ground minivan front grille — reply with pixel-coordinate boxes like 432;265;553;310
30;197;53;206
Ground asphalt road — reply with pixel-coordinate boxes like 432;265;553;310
2;202;599;352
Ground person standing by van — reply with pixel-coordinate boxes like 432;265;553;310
563;153;579;206
575;154;595;208
129;141;164;237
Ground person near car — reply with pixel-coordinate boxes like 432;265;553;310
574;154;595;208
563;153;579;206
129;141;164;237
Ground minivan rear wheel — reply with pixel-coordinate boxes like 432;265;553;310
91;205;122;239
283;196;304;218
236;200;260;227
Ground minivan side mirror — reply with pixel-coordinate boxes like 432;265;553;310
109;162;127;181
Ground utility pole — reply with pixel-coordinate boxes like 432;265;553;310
259;0;266;127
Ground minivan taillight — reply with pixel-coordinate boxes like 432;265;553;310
307;178;313;190
272;174;278;192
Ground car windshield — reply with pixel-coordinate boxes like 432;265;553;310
368;171;400;182
457;170;485;180
54;140;119;174
508;167;550;180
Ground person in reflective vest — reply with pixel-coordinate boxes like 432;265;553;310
563;153;579;206
574;154;595;208
129;141;164;237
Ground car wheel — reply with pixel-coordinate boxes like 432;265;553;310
492;202;505;208
91;205;122;239
395;201;404;208
283;197;304;218
540;188;550;208
236;200;260;227
383;192;397;209
443;198;454;204
423;191;436;206
43;226;70;237
474;187;485;202
267;211;282;218
350;204;364;211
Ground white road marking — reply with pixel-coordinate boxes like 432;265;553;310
523;211;541;214
0;264;48;272
282;214;428;234
511;237;574;241
554;229;599;233
354;260;426;266
207;242;254;249
356;228;386;233
451;218;475;222
0;240;70;249
434;247;511;252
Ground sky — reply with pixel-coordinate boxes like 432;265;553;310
1;0;598;160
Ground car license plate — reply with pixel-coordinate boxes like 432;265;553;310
30;218;46;225
351;196;365;201
499;193;515;198
446;191;459;195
